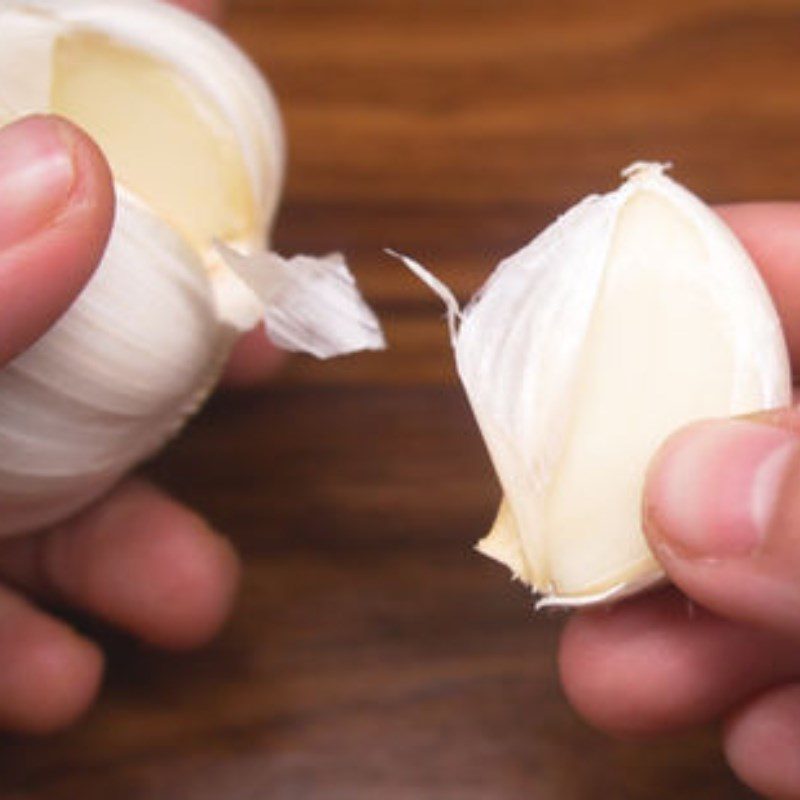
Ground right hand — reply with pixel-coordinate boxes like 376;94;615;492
559;202;800;799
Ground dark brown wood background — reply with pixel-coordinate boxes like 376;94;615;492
6;0;800;796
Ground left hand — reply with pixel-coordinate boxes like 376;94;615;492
0;0;282;734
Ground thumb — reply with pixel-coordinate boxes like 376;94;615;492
644;413;800;637
0;115;114;366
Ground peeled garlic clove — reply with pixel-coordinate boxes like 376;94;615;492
0;0;384;537
399;163;792;607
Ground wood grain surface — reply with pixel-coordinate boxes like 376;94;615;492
5;0;799;796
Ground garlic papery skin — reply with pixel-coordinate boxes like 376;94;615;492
397;163;791;607
0;0;384;537
0;191;234;534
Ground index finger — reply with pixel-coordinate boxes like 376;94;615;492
717;203;800;375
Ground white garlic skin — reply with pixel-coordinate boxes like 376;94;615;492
405;163;791;607
0;0;283;536
0;194;237;534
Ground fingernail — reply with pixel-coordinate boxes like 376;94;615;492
0;117;76;250
645;419;799;558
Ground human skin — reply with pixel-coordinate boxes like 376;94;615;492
559;204;800;799
4;6;800;798
0;0;282;734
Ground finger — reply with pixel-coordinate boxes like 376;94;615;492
717;203;800;375
222;325;286;388
169;0;224;22
0;480;241;650
559;589;800;737
644;415;800;638
0;115;114;366
724;683;800;800
0;582;103;734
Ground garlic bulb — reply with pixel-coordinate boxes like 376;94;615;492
397;163;791;607
0;0;384;536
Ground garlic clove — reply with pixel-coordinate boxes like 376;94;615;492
0;0;285;243
477;500;530;583
0;0;283;258
400;163;792;607
51;30;258;256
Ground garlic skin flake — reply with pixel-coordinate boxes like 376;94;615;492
0;0;384;537
400;163;791;607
